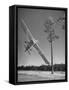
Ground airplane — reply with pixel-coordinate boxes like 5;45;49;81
20;19;50;65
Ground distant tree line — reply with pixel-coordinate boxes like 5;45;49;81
17;64;65;71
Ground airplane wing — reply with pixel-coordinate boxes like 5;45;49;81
20;19;35;41
33;44;50;65
20;19;50;65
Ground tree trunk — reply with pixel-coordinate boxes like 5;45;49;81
51;41;54;74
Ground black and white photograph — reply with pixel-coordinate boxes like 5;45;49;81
9;5;67;85
17;8;65;82
0;0;69;89
17;6;67;83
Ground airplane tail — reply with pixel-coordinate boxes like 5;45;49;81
33;44;50;65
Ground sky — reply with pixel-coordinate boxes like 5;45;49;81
18;8;65;66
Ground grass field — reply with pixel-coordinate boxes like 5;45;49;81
18;70;65;82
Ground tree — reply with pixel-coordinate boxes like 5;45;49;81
44;16;59;74
57;16;65;30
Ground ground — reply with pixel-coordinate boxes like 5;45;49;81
18;70;65;82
